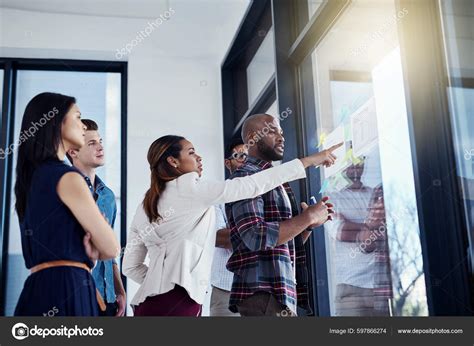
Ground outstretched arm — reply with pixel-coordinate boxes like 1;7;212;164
176;143;343;208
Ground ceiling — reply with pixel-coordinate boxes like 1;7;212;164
0;0;251;60
0;0;247;19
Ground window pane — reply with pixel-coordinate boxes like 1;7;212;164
265;100;278;117
307;0;428;316
246;28;275;106
440;0;474;278
5;70;122;316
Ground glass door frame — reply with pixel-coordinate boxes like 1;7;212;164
275;0;472;315
0;58;128;315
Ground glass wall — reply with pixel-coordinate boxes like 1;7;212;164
5;70;122;316
305;0;428;316
246;27;275;106
440;0;474;278
223;0;474;316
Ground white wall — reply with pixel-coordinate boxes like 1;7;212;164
0;0;250;315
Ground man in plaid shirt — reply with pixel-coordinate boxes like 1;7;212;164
226;114;336;316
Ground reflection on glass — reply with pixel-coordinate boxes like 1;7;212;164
440;0;474;277
265;100;278;118
246;28;275;106
309;0;427;316
307;0;325;19
5;70;122;316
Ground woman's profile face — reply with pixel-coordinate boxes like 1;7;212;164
61;104;86;151
174;139;203;177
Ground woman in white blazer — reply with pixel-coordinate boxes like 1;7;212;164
123;135;341;316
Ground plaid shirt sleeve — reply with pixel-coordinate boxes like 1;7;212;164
230;169;280;251
231;196;280;251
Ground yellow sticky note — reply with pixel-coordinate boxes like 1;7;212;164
317;132;327;148
351;154;362;165
342;148;353;163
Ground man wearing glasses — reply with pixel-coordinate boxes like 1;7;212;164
209;138;248;316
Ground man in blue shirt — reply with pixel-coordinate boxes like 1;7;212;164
67;119;126;316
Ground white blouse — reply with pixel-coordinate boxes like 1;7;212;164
122;158;306;307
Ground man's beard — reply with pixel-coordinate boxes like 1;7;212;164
257;141;283;161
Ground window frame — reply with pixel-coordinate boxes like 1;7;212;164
221;0;276;164
289;0;473;315
272;0;352;317
395;0;472;314
223;0;473;316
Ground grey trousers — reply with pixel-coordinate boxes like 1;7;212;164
210;286;240;317
237;291;296;317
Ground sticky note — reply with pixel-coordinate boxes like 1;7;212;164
317;132;327;148
319;179;330;194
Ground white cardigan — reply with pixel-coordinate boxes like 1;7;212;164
123;158;306;307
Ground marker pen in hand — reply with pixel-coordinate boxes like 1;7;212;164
311;196;332;221
306;196;318;233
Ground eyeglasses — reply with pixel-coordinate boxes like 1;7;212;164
227;152;248;162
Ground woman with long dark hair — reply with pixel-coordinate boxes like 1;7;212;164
14;92;120;316
123;134;341;316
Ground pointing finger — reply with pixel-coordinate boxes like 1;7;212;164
328;142;343;152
